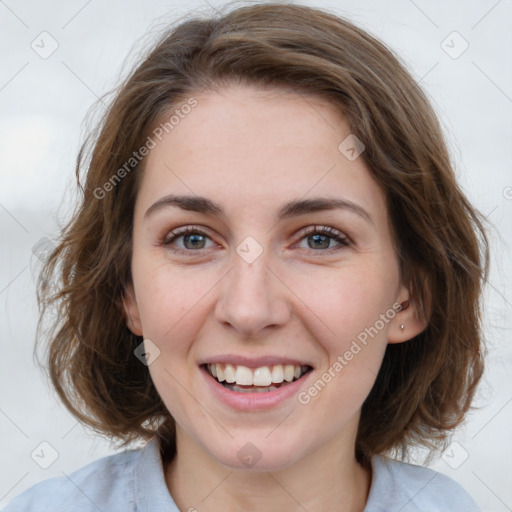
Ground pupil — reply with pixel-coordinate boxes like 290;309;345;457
185;234;204;249
310;234;328;249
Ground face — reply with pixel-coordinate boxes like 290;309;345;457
123;84;424;471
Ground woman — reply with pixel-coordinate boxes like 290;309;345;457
5;2;489;510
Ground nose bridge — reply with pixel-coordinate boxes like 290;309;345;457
215;238;290;335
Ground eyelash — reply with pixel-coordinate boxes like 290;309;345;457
159;225;351;255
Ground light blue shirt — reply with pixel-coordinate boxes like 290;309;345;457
3;437;482;511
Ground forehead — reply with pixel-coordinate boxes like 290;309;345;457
136;85;387;225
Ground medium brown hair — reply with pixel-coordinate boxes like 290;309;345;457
36;1;491;468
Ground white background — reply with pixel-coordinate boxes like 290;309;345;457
0;0;511;510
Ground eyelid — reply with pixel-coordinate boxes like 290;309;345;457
292;225;351;253
160;224;351;254
161;225;217;247
294;224;349;242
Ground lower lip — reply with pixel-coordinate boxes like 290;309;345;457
200;365;313;411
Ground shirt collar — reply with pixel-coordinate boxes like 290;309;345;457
134;436;179;512
134;436;394;512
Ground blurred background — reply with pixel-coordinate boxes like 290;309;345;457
0;0;511;510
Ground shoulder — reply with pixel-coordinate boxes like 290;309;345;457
3;445;143;512
365;454;482;512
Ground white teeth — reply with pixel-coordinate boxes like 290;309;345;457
284;364;295;382
235;365;253;385
253;366;272;386
271;365;284;383
224;364;236;383
207;363;309;386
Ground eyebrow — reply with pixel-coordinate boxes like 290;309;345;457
144;194;374;226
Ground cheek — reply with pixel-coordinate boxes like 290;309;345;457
291;263;395;372
134;267;219;392
299;275;392;416
133;261;203;335
297;264;393;330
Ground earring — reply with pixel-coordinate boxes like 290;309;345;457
400;324;405;331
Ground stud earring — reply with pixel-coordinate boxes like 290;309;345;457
400;324;405;331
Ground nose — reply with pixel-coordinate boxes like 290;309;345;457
214;246;291;337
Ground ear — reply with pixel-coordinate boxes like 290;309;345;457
122;283;143;336
387;281;430;344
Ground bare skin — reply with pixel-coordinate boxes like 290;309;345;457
123;84;427;511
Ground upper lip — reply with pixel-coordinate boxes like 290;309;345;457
199;354;314;369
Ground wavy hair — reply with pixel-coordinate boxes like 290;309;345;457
35;2;491;468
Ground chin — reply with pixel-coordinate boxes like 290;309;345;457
204;435;304;472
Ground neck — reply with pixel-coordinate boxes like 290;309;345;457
164;428;372;512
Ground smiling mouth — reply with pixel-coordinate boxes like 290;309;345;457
203;363;313;393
